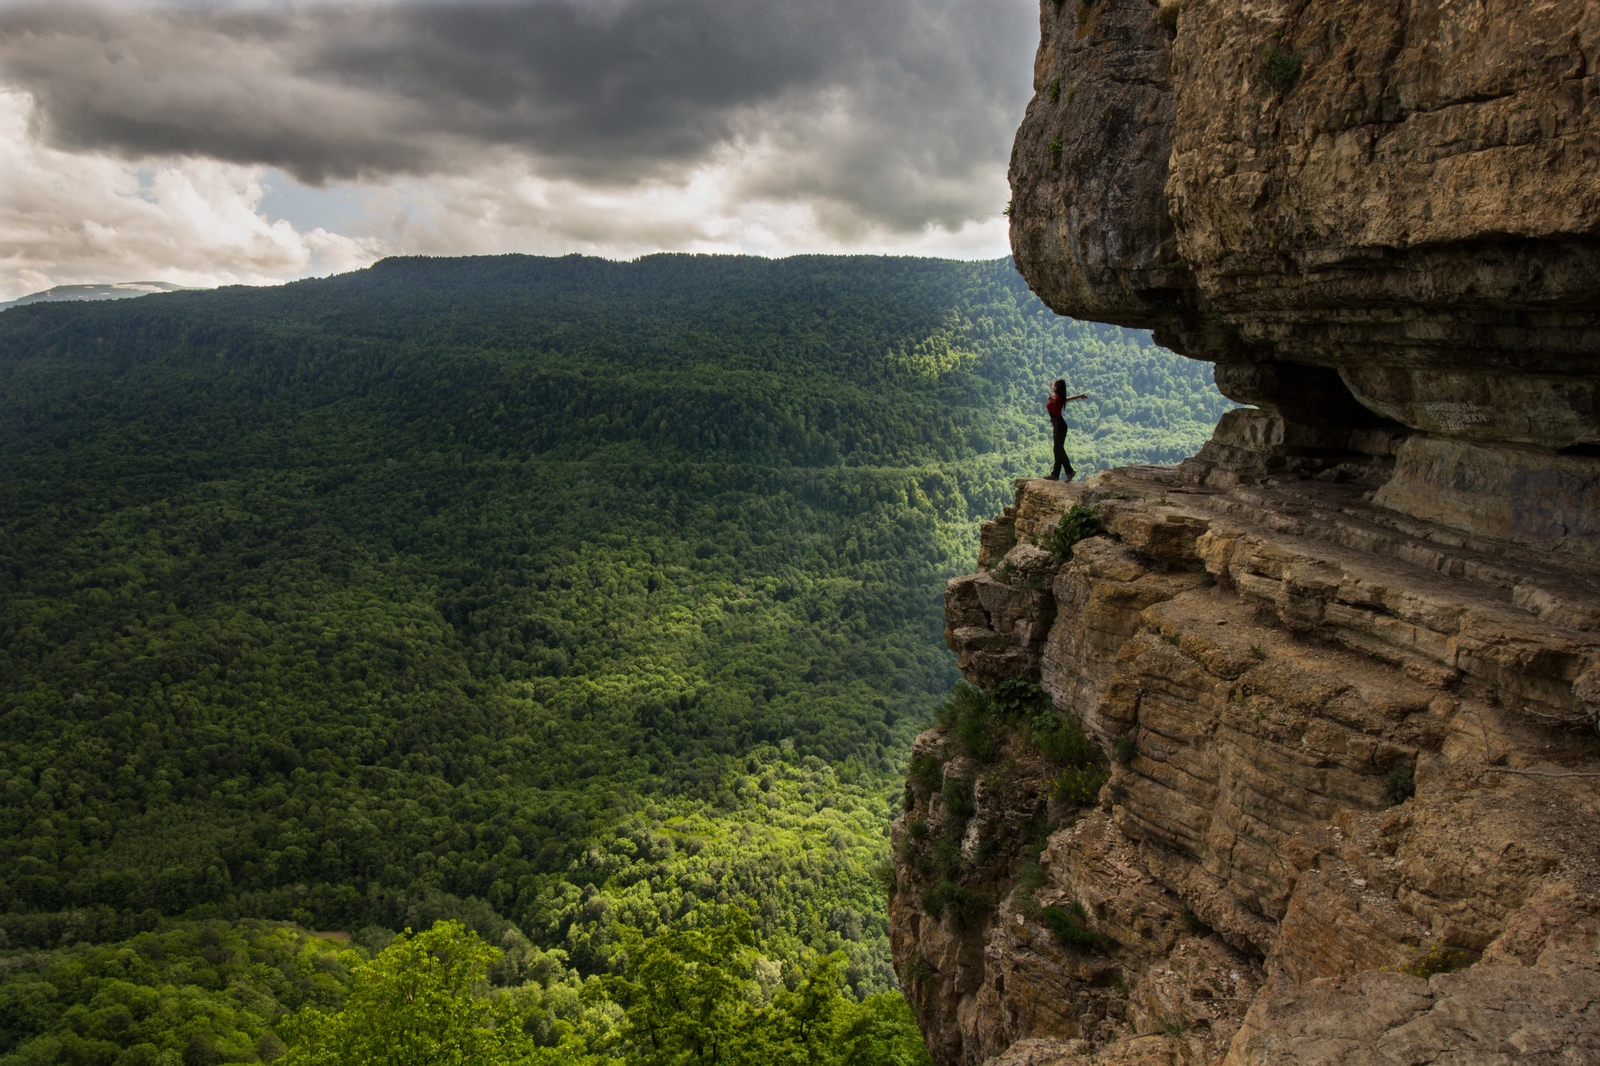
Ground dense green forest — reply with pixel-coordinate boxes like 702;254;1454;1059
0;254;1230;1062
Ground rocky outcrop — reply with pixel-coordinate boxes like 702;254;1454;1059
1009;0;1600;545
896;2;1600;1059
892;471;1600;1066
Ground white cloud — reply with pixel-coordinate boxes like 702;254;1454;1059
0;89;387;299
354;144;1012;262
0;0;1034;299
0;71;1014;301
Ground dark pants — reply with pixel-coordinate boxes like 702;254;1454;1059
1049;417;1074;480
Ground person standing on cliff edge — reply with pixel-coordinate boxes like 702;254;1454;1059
1047;379;1088;480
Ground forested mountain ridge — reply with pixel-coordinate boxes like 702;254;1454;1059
0;254;1231;1062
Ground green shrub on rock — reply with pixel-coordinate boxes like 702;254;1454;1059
920;881;986;929
1040;902;1111;950
1260;46;1303;89
1050;505;1103;563
1054;766;1109;806
941;777;977;819
910;753;946;792
1037;715;1098;769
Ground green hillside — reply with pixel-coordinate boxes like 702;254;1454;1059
0;254;1230;1062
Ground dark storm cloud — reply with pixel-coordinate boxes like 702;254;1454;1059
0;0;1035;232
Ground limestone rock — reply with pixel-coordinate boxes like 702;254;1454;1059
1010;0;1600;539
918;1;1600;1058
892;473;1600;1066
1374;436;1600;559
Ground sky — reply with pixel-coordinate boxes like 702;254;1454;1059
0;0;1038;301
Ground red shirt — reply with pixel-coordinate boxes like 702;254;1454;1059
1046;393;1065;419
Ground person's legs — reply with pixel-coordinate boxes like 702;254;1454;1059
1051;420;1073;480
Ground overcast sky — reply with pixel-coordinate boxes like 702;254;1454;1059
0;0;1036;300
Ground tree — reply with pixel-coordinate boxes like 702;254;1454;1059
598;914;760;1066
282;921;571;1066
597;914;931;1066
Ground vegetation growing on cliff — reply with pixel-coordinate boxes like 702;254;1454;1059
1048;504;1103;562
0;254;1229;1060
901;678;1109;935
1039;901;1112;950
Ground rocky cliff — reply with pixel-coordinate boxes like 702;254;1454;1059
1009;0;1599;548
890;0;1600;1062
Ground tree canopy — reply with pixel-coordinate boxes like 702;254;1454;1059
0;254;1230;1062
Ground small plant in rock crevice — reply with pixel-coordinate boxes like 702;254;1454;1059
1384;763;1416;805
942;776;976;819
1054;765;1109;805
896;838;932;878
1260;46;1303;89
1047;79;1077;107
870;860;897;901
909;753;945;792
922;880;987;929
932;839;963;882
1050;504;1102;563
1013;862;1048;915
1112;733;1137;764
937;681;1000;763
991;675;1044;719
1037;714;1097;768
1021;818;1053;863
1399;944;1474;978
1040;900;1112;949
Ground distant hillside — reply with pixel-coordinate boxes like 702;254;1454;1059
0;254;1232;1063
0;280;191;311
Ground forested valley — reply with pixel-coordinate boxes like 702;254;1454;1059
0;254;1231;1064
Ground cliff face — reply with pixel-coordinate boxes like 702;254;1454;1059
894;473;1598;1064
1010;0;1599;550
891;1;1600;1062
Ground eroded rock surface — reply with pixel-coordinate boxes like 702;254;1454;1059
893;472;1600;1066
904;1;1600;1058
1009;0;1600;547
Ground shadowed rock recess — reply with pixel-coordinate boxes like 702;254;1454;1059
890;1;1600;1063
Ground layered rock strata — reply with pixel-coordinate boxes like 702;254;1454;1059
895;0;1600;1058
891;471;1600;1066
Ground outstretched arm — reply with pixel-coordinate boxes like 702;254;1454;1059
1065;393;1088;402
